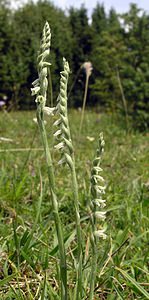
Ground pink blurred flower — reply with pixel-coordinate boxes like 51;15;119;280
82;61;93;77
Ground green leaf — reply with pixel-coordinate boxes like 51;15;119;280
0;273;16;287
116;267;149;299
113;281;124;300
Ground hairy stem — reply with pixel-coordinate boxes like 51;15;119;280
37;105;67;299
32;22;68;300
55;58;83;299
89;219;97;299
71;156;82;300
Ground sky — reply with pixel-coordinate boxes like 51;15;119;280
11;0;149;17
52;0;149;16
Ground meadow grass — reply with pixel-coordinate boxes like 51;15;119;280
0;109;149;299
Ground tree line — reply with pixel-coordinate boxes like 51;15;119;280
0;0;149;129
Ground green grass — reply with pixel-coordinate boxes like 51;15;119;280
0;109;149;299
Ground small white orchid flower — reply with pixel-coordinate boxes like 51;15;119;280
94;199;106;208
43;106;56;116
95;211;106;220
94;230;107;239
31;86;40;96
53;129;62;137
54;142;64;150
33;118;47;125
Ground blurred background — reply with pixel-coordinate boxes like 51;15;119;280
0;0;149;130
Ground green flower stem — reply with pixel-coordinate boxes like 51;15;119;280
32;22;67;300
55;58;83;299
36;104;67;300
89;217;97;300
79;73;89;136
70;156;83;300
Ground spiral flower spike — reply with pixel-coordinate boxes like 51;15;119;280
54;58;74;167
54;58;83;300
31;22;52;110
31;23;67;300
89;132;107;300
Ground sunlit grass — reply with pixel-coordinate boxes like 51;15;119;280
0;109;149;299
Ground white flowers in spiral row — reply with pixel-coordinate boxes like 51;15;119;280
54;58;73;168
31;21;51;108
90;133;107;240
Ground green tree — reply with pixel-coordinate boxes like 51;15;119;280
108;7;121;33
10;0;72;108
92;2;107;34
0;0;73;109
90;6;126;110
68;5;92;106
121;3;149;128
0;1;12;102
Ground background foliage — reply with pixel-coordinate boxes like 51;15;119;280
0;0;149;129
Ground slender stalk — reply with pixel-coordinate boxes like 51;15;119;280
65;152;83;300
79;73;89;136
89;238;98;300
71;159;83;300
67;65;82;100
79;62;92;137
88;133;107;299
54;58;83;299
37;106;67;299
89;196;98;300
116;66;129;130
31;22;67;300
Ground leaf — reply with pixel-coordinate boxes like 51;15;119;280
113;281;124;300
0;274;16;287
116;267;149;299
41;272;48;300
20;249;35;268
15;174;28;199
50;230;76;256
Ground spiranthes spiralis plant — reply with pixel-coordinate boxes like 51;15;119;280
31;22;107;300
88;132;106;299
54;58;83;300
31;22;67;300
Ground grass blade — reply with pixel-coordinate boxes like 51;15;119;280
113;281;124;300
116;267;149;299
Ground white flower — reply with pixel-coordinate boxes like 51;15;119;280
31;86;40;96
95;211;106;220
0;137;13;142
43;106;56;116
93;166;103;173
58;157;66;165
54;142;64;150
94;175;105;182
86;136;95;142
53;118;61;126
33;118;47;125
94;199;106;208
32;78;39;87
53;129;62;137
95;186;106;194
82;61;93;77
94;230;107;239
